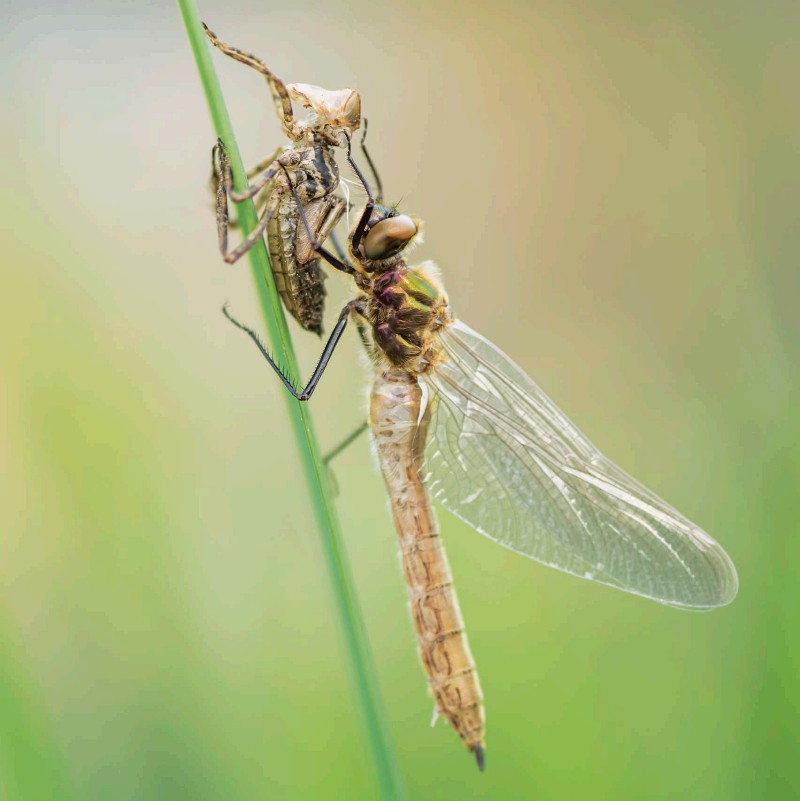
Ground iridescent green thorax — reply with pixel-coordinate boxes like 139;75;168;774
401;271;439;306
365;263;451;373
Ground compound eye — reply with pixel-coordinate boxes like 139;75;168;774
363;214;417;260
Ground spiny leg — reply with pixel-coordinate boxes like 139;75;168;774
212;141;233;256
212;140;283;264
223;301;356;401
213;139;282;200
323;310;373;465
211;139;285;263
212;137;296;204
342;136;377;255
213;140;276;253
323;420;367;496
359;119;384;204
223;190;282;264
230;144;287;202
208;144;281;203
328;230;346;262
245;147;284;181
222;182;275;232
356;317;375;359
323;422;369;466
203;23;301;140
230;152;298;202
212;142;285;236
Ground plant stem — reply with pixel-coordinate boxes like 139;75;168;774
177;4;406;798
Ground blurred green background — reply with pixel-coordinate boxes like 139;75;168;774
2;1;798;799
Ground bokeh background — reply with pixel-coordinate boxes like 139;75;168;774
2;1;798;799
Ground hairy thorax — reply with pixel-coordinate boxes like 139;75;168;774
364;260;452;374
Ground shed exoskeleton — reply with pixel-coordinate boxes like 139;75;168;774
205;23;368;334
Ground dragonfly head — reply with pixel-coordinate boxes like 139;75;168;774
359;205;422;265
288;83;361;143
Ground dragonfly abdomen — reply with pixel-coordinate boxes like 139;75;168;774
370;370;486;768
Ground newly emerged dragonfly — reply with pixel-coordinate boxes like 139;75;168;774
205;23;373;334
222;142;739;769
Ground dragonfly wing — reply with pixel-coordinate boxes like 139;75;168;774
421;320;738;608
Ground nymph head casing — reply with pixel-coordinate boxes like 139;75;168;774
288;83;361;146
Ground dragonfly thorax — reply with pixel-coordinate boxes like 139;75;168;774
364;262;451;374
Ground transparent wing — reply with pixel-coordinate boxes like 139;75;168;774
422;320;738;608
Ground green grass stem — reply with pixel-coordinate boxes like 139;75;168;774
177;4;406;798
0;610;77;801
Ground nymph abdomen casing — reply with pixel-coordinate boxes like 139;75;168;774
266;145;344;335
267;193;327;335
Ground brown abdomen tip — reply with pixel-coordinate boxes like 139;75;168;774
472;744;485;772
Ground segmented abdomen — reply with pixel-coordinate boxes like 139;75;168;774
267;194;328;335
265;147;344;335
369;370;486;765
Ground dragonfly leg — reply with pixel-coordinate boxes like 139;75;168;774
213;138;292;204
323;421;369;465
223;300;356;401
327;230;351;266
321;305;372;488
322;303;372;475
216;182;274;232
348;300;375;359
210;142;282;209
354;316;373;356
344;135;376;255
358;118;384;204
203;23;303;140
212;142;233;254
280;164;356;275
243;147;284;181
221;188;282;265
212;141;288;262
323;416;368;496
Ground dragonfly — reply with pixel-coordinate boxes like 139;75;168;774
221;141;739;770
205;23;381;335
